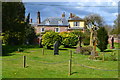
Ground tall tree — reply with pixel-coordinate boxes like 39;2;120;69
2;2;26;45
84;13;105;27
26;13;30;23
97;27;108;52
111;14;120;35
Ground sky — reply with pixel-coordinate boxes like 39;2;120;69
23;1;119;26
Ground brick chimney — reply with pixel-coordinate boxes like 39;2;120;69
62;12;65;17
37;11;41;24
70;13;73;18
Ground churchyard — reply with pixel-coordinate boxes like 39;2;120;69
2;2;120;79
1;43;119;78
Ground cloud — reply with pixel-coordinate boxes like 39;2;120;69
24;2;118;25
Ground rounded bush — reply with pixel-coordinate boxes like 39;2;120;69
60;32;78;47
42;31;61;49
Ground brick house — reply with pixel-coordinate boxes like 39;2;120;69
34;11;85;34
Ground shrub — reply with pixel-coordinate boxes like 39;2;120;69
3;31;24;45
97;27;109;52
42;31;61;49
76;46;93;55
59;32;78;47
82;31;90;45
83;35;90;45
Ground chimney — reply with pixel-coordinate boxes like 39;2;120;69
70;13;73;18
30;18;32;23
37;11;41;24
62;12;65;17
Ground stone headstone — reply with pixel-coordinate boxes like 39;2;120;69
54;41;59;55
110;37;114;49
78;36;82;47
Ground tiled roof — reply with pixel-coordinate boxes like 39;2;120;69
38;17;69;26
68;16;84;21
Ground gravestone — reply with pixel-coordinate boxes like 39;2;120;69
110;37;114;49
54;41;59;55
78;36;82;47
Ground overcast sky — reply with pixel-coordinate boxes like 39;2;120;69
23;1;119;26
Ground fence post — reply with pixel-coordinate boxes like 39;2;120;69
42;48;44;55
102;52;105;61
23;56;26;68
68;50;72;75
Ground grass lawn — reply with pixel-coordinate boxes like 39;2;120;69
1;43;119;78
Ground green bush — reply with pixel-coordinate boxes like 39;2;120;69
60;32;78;47
76;46;93;55
83;32;90;45
97;27;109;52
83;36;90;45
42;31;61;49
3;31;24;45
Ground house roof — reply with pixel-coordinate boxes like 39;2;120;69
68;16;84;21
38;17;69;26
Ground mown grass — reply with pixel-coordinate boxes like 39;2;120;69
1;43;119;78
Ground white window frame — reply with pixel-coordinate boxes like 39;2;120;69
41;27;45;32
55;27;60;32
74;22;80;26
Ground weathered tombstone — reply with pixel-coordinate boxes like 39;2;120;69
110;36;114;49
78;36;82;47
54;41;59;55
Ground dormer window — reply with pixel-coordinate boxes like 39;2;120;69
46;19;50;25
58;20;63;25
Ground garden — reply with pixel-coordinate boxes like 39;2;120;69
1;29;119;78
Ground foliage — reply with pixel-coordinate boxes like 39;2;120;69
2;31;24;45
75;46;93;55
97;27;109;52
2;2;26;45
42;31;61;49
26;13;30;23
111;14;120;35
24;24;37;45
59;32;78;47
103;25;113;35
71;30;84;37
83;32;90;45
2;2;25;32
84;13;105;27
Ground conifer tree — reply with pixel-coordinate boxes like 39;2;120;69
97;27;108;52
